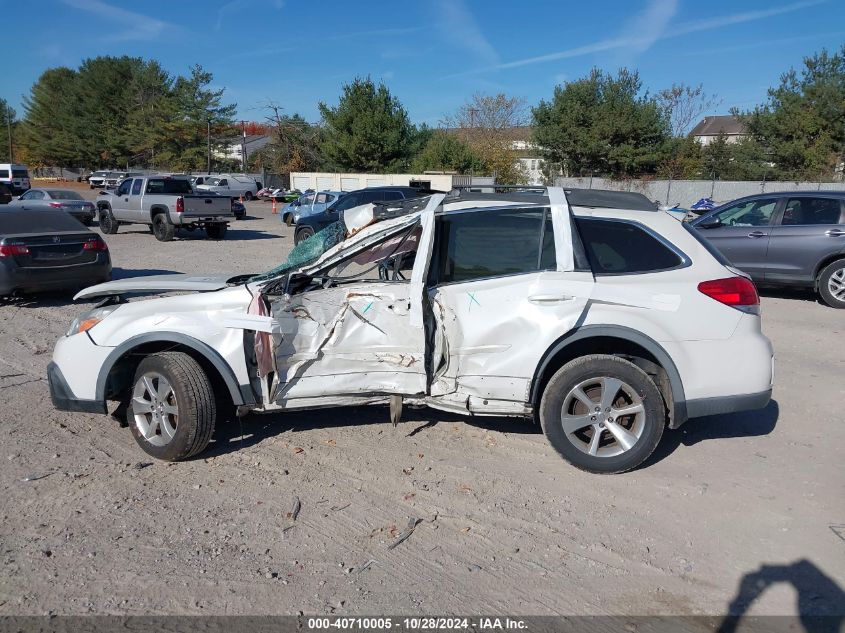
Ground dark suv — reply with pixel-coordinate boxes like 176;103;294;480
293;186;437;244
691;191;845;308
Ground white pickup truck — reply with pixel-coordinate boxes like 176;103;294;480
96;175;234;241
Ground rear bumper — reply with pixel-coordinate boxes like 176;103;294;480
47;362;107;414
685;388;772;419
0;259;111;295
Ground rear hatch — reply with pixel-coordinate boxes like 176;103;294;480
0;209;105;269
3;232;102;268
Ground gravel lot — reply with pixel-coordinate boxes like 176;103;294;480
1;190;843;617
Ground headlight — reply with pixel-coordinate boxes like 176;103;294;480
67;306;119;337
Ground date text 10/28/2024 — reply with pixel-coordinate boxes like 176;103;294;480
307;618;528;630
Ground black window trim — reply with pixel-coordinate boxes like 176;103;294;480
429;205;562;288
574;216;691;277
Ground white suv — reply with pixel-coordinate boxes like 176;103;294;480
48;188;774;473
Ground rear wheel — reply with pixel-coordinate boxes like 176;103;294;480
99;207;119;234
818;259;845;308
206;223;228;240
294;226;314;245
539;355;665;474
152;213;175;242
243;191;253;201
128;352;216;461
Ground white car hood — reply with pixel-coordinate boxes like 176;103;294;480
74;273;251;300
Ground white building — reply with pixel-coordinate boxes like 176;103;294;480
216;134;272;162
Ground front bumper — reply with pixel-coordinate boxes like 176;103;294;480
47;362;106;413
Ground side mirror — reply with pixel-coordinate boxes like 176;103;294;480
697;216;722;229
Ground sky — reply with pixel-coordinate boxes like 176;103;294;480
2;0;844;127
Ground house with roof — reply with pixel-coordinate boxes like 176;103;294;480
690;115;748;145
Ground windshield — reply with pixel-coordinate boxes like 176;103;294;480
92;171;108;178
145;178;193;194
47;190;84;201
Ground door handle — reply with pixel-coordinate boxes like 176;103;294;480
825;229;845;237
747;231;767;238
528;294;575;303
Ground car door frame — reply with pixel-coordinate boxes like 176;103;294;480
264;195;445;408
694;196;783;281
766;194;845;285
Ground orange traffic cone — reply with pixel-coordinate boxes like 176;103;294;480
271;198;278;214
239;193;244;204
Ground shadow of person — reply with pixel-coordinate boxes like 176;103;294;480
718;559;845;633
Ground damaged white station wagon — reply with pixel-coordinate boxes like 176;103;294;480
48;188;774;473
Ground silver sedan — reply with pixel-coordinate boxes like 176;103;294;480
9;189;97;226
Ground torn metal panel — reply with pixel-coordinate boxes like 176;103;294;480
269;283;427;403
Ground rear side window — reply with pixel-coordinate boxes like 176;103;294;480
131;179;143;195
12;169;28;178
434;208;556;284
781;197;842;225
0;170;8;178
145;179;192;194
575;218;684;275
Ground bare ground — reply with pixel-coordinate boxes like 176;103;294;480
0;196;843;616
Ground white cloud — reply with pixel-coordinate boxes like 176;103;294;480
622;0;678;54
61;0;170;41
433;0;498;65
449;0;825;76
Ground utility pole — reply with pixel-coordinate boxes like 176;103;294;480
241;120;247;173
207;118;212;174
6;105;13;163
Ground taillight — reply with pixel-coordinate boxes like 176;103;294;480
48;202;63;208
175;197;184;213
83;236;109;251
698;276;759;313
0;244;30;257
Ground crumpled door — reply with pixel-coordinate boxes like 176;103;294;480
268;195;445;405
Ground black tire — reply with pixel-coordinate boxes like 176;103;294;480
152;213;175;242
206;223;228;240
127;352;216;461
99;207;119;234
284;213;293;227
539;355;665;474
243;191;253;201
818;259;845;309
294;226;314;245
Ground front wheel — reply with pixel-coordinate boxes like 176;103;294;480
99;207;119;234
294;226;314;245
152;213;175;242
818;259;845;308
206;223;228;240
539;355;665;474
128;352;217;461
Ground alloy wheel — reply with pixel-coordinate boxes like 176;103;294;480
560;376;646;457
132;372;179;447
828;267;845;301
